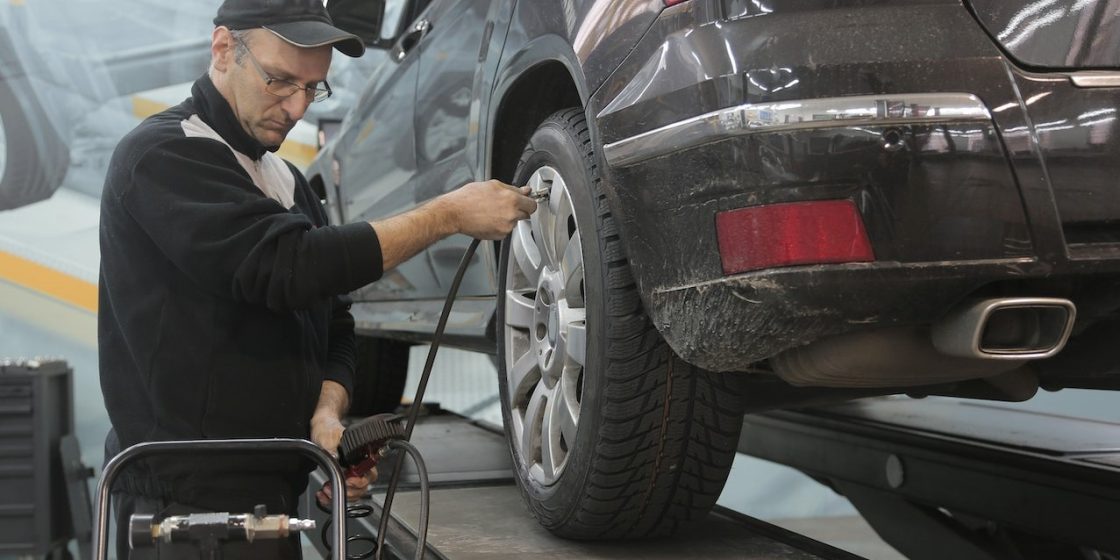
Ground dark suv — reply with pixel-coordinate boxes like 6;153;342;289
311;0;1120;539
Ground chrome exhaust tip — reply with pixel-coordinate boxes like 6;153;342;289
932;298;1076;360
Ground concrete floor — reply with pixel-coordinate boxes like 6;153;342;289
384;484;864;560
302;514;901;560
773;516;904;560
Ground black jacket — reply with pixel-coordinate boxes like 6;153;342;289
98;74;382;511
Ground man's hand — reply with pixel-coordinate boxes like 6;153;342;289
371;179;537;271
311;381;377;506
437;179;538;240
316;468;377;508
310;409;346;460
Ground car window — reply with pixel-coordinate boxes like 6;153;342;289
382;0;409;38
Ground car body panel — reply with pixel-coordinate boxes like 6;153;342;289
967;0;1120;69
587;1;1034;366
585;0;1120;370
1000;69;1120;252
334;44;429;301
320;0;661;336
415;0;502;298
494;0;662;101
315;0;1120;376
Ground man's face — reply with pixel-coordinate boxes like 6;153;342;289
222;29;332;148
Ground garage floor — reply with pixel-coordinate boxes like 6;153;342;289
390;346;905;560
772;517;904;560
304;410;902;560
386;485;885;560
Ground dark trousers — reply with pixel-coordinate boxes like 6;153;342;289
113;492;303;559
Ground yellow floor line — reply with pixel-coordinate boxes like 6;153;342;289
0;280;96;347
130;96;168;123
277;141;317;169
0;251;97;313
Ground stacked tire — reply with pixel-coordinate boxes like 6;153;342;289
0;27;69;210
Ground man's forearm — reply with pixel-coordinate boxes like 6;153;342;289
366;180;537;273
314;379;351;419
368;197;456;272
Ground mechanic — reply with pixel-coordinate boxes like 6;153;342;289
97;0;536;557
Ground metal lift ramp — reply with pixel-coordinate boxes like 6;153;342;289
306;409;862;560
739;398;1120;560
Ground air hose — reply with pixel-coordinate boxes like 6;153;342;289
338;185;546;559
373;237;482;560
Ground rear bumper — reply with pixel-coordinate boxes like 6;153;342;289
589;0;1120;371
648;260;1120;372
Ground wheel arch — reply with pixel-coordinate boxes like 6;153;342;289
485;53;584;293
488;58;584;186
483;39;616;342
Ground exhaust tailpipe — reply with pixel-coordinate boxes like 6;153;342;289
932;298;1076;360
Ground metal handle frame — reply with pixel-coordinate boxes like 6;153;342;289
93;438;347;560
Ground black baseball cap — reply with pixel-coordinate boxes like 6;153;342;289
214;0;365;58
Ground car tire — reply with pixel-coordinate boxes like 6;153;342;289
497;108;744;539
348;336;411;417
0;67;70;210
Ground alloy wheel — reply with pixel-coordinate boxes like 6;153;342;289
503;165;587;486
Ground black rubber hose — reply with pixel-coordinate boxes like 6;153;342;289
316;501;377;560
386;439;430;560
375;237;481;560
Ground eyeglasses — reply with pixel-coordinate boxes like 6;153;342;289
236;37;332;103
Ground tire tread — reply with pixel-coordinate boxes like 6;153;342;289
512;108;743;539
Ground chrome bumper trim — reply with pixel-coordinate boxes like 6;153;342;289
1070;71;1120;88
602;93;992;168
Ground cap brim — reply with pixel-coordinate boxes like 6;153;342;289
264;21;365;58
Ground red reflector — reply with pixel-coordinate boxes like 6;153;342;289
664;0;691;5
715;200;874;275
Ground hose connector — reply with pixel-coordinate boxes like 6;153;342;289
528;184;550;202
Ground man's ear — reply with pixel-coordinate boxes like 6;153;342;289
211;26;234;73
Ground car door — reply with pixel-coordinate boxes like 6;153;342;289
412;0;497;298
335;0;437;302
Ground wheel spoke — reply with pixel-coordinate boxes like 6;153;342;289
541;395;562;480
548;172;568;215
564;306;586;325
561;230;583;304
527;170;544;194
550;186;573;269
512;222;541;286
522;382;549;472
505;289;535;329
507;346;539;401
509;408;525;455
564;313;587;367
531;208;555;265
553;377;579;446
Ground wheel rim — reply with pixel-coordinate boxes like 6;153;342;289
0;112;7;180
504;165;587;486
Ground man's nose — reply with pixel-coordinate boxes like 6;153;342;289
281;92;313;121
